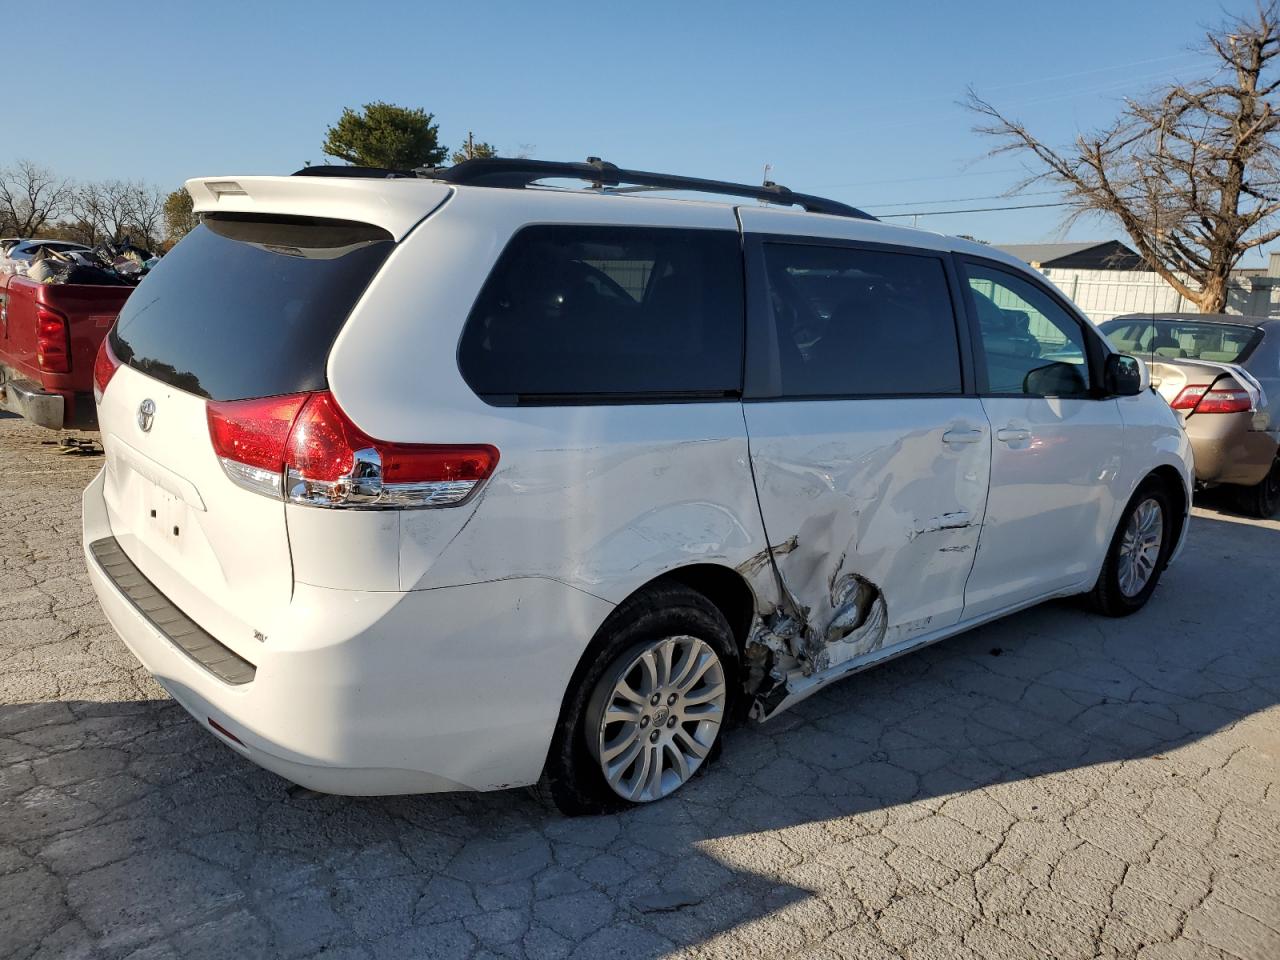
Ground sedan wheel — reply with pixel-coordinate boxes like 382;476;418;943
1117;497;1163;597
586;635;727;803
1238;456;1280;519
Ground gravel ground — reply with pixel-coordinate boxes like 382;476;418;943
1;412;1278;960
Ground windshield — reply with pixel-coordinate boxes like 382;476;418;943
110;214;394;401
1100;318;1262;364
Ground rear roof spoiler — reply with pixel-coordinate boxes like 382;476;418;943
185;175;452;241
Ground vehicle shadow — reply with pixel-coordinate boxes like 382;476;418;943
1194;483;1269;520
2;512;1277;959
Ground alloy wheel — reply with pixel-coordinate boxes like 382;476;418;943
1118;497;1163;597
587;635;727;803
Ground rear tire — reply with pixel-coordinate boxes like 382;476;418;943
1088;479;1174;617
537;583;737;816
1234;455;1280;519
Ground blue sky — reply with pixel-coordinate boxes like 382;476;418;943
20;1;1256;257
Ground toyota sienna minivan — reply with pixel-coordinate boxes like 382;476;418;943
84;158;1193;813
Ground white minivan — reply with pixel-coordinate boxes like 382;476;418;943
84;159;1193;813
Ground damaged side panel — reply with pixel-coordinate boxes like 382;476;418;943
739;398;992;719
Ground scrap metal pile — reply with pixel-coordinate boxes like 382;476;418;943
25;241;159;286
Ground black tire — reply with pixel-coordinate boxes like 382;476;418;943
1088;478;1174;617
536;582;738;816
1234;455;1280;519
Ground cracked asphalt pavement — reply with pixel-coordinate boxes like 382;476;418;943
1;413;1278;960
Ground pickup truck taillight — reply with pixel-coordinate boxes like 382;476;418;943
35;306;71;374
1170;383;1252;414
93;337;122;404
206;390;498;508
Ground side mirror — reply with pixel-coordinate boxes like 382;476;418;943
1105;353;1148;396
1023;361;1088;397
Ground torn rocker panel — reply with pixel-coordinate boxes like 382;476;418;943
737;537;888;720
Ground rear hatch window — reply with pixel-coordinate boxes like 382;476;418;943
110;214;394;401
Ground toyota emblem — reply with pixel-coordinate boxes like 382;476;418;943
137;399;156;432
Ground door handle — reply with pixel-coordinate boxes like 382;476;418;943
942;428;984;445
996;427;1032;444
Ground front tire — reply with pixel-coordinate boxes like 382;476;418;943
538;583;737;816
1088;479;1174;617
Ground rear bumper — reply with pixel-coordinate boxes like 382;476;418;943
81;467;613;795
1186;415;1278;487
0;377;64;429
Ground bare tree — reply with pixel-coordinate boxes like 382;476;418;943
125;184;167;249
0;160;73;236
70;180;142;245
968;4;1280;313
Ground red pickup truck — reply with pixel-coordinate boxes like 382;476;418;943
0;274;131;429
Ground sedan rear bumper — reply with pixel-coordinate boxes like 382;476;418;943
1185;413;1278;486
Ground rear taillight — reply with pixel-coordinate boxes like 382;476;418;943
35;306;70;374
206;390;498;508
1170;384;1252;414
1195;389;1252;414
92;337;122;404
1169;385;1208;410
207;393;310;498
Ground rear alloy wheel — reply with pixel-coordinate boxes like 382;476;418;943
536;583;737;815
1236;455;1280;519
1088;479;1174;617
586;635;727;803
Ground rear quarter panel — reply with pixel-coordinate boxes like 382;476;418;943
1151;347;1279;485
323;188;772;612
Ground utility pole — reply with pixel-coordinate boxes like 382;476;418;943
467;131;475;160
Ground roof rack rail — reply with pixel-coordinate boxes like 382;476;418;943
290;157;875;220
415;157;875;220
292;165;417;179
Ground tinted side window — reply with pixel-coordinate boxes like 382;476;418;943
761;243;962;397
961;262;1092;397
458;226;744;402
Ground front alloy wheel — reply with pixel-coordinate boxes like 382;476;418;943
1117;497;1163;597
1088;478;1173;617
586;635;727;803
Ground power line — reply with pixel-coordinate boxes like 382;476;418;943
867;179;1280;218
867;188;1063;209
979;52;1207;94
814;167;1028;189
875;201;1071;218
